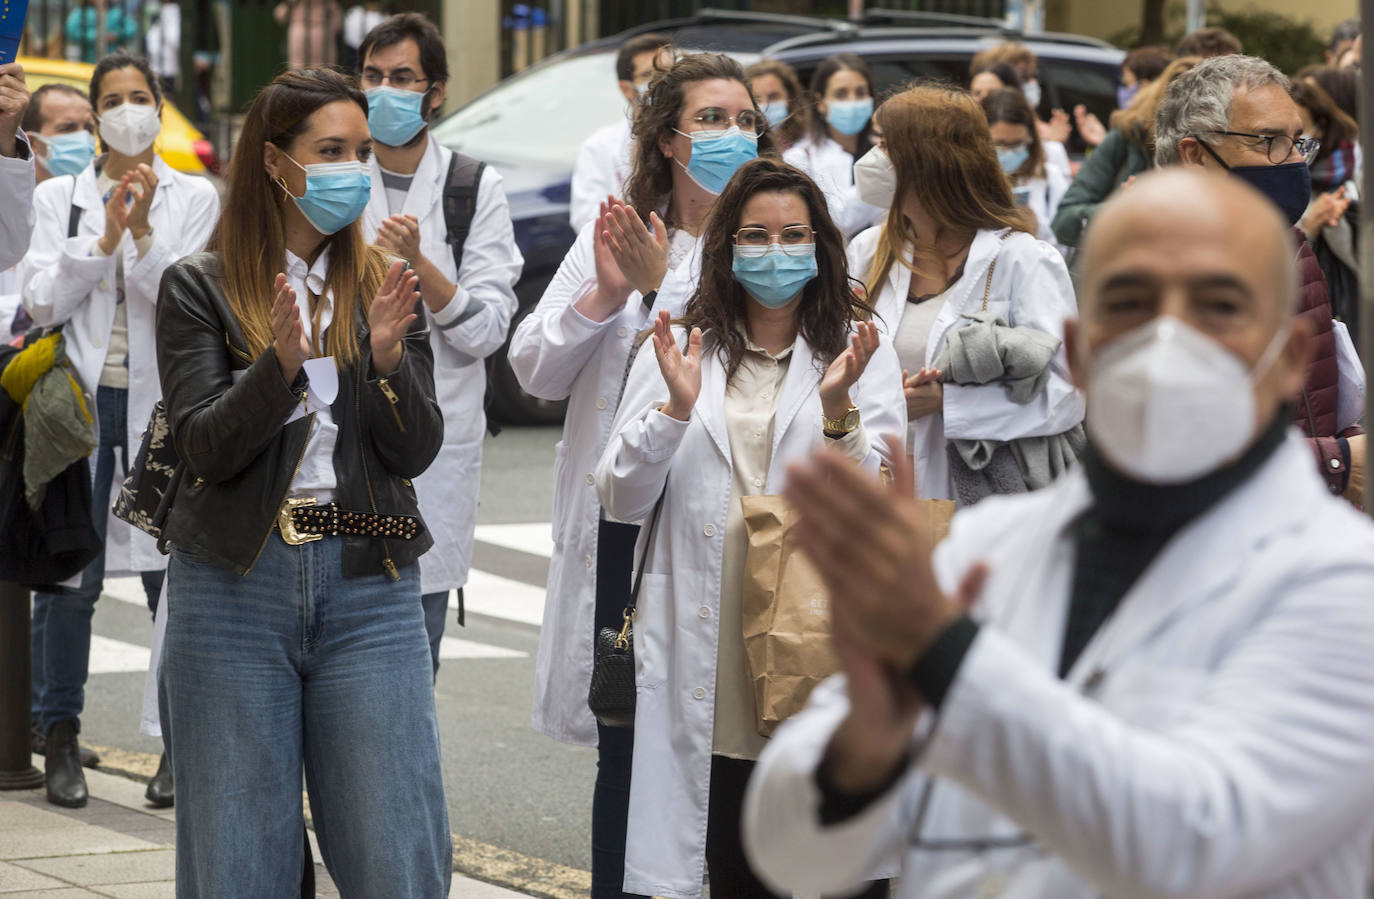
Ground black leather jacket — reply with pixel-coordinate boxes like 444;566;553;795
155;252;442;578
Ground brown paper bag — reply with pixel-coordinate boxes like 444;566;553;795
741;494;956;737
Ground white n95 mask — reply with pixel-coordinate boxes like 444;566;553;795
99;102;161;157
1085;316;1289;484
853;146;896;210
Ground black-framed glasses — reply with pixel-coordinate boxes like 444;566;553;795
733;225;815;256
688;107;764;135
361;69;430;90
1194;131;1320;164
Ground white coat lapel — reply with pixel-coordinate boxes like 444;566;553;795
694;341;732;462
925;228;1003;363
772;330;821;452
1064;435;1319;687
146;156;175;219
72;165;103;224
401;136;444;223
364;155;388;237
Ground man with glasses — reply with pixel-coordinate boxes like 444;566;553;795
357;12;524;679
1154;53;1365;503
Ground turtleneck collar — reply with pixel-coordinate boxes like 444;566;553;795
1080;406;1291;535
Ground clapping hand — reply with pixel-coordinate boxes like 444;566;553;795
368;260;420;375
818;321;880;419
1303;186;1351;235
652;309;702;422
271;272;310;383
902;367;943;420
603;203;669;297
125;164;159;240
0;63;29;158
1073;105;1106;147
581;195;635;322
376;214;423;265
98;171;138;256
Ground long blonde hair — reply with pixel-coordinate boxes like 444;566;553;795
864;83;1032;298
206;68;390;367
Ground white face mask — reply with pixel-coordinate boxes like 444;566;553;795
853;146;896;210
1085;316;1289;484
99;102;161;157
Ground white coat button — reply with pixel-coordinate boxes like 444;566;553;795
698;605;711;619
754;428;764;438
1330;458;1342;469
98;279;109;291
692;687;706;700
702;523;716;537
584;554;593;568
91;337;104;348
585;473;595;485
596;396;608;410
752;477;763;488
760;391;771;401
617;326;628;338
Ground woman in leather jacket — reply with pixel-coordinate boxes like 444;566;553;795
153;67;450;897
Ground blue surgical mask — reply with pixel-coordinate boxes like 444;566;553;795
762;100;789;128
997;146;1030;174
279;152;372;235
732;244;818;308
38;130;96;176
674;125;758;195
826;98;873;137
366;85;427;146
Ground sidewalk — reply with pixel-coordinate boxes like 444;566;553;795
0;760;526;898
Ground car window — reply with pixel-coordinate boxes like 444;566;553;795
1038;59;1119;154
432;52;627;169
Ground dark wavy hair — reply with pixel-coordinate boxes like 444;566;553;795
680;158;872;380
624;52;778;225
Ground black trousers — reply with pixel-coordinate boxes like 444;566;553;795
591;521;648;899
707;756;889;899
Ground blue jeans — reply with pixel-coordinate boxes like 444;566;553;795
31;385;163;733
161;535;451;898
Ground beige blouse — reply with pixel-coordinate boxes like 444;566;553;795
713;335;867;760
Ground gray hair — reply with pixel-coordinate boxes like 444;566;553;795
1154;55;1291;167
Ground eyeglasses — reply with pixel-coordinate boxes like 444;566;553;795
688;107;764;135
734;225;815;256
361;69;430;90
1194;131;1320;164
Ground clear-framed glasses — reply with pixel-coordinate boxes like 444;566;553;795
1195;131;1321;164
733;225;816;257
360;68;430;90
688;106;764;135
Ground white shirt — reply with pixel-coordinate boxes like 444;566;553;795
569;117;633;231
0;131;35;271
283;248;339;505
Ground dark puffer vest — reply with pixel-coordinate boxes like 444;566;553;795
1292;229;1363;495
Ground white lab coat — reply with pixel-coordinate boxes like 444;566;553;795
511;221;702;747
744;432;1374;898
848;226;1083;501
0;131;35;270
569;117;633;232
0;260;23;335
783;134;884;237
361;135;523;594
22;155;219;575
1019;167;1069;256
1043;139;1072;184
595;326;906;899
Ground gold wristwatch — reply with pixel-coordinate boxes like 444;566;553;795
822;405;861;438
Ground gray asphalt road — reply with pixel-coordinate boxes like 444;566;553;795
75;425;606;880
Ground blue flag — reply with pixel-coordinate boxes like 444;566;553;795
0;0;28;67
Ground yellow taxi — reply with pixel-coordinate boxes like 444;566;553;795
19;55;221;175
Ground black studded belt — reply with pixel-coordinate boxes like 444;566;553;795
276;497;420;545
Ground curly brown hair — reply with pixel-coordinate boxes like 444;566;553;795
679;158;872;380
624;52;778;225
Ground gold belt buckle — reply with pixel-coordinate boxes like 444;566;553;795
278;496;323;545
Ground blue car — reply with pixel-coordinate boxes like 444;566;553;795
433;11;1123;424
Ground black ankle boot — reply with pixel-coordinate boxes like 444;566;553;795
145;752;174;808
32;719;100;768
44;720;89;808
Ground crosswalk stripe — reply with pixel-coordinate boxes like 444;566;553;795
89;635;153;674
460;569;546;627
472;522;554;560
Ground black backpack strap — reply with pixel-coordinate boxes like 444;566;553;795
441;150;486;276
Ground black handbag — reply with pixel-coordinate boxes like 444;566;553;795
113;401;182;540
588;493;666;728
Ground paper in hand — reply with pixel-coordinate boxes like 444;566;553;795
0;0;28;67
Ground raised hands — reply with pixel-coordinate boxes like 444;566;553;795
581;195;635;322
376;213;422;265
271;272;310;383
0;63;30;158
651;309;702;422
902;367;943;421
1073;104;1106;148
368;260;421;375
125;164;159;240
818;321;880;419
98;171;137;256
602;203;669;297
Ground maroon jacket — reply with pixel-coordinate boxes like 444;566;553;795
1292;230;1363;494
